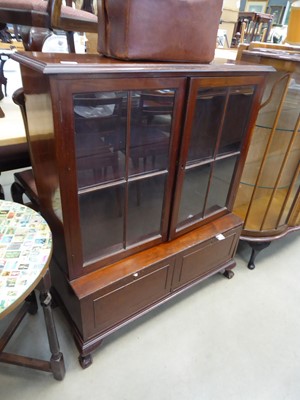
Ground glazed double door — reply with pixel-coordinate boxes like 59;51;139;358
56;75;259;278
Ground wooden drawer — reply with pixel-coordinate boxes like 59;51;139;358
172;226;240;290
90;258;174;337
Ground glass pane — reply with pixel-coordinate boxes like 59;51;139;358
257;129;300;189
243;173;296;232
233;180;255;222
79;185;125;261
218;86;254;155
205;156;238;216
188;88;226;163
277;75;300;131
256;73;289;129
177;164;211;225
73;91;126;189
262;188;289;230
242;161;299;232
245;187;275;231
279;168;300;227
263;156;300;230
129;90;175;176
126;174;166;245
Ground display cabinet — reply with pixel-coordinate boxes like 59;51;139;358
233;47;300;269
13;52;272;367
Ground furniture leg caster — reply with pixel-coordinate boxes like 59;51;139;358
223;269;235;279
79;353;93;369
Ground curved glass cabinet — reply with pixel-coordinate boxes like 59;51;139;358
233;48;300;268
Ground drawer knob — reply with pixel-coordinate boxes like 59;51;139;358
133;273;139;278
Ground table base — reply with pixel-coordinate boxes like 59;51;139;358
0;270;65;380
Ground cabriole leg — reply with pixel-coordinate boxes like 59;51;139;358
247;241;271;270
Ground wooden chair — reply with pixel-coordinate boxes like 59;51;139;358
0;142;31;199
2;88;39;208
0;0;98;52
0;52;8;100
0;87;32;200
0;52;8;118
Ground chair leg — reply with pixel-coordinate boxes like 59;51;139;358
66;31;76;53
11;181;26;204
0;183;4;200
0;53;8;99
11;170;40;211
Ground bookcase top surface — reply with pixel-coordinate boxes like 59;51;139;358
12;51;274;76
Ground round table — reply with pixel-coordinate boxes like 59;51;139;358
0;199;65;380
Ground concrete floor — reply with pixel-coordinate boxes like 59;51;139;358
0;217;299;400
1;49;300;399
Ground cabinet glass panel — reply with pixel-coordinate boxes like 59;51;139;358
74;88;177;263
176;84;255;231
256;73;289;130
205;155;238;216
79;184;125;261
177;164;211;224
234;69;300;233
219;86;254;155
248;139;300;231
279;168;300;226
127;174;167;245
187;88;226;163
129;90;174;176
74;91;126;189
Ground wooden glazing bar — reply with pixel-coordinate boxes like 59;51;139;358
261;113;300;230
243;75;291;226
276;161;300;227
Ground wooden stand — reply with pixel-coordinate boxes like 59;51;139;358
0;200;65;379
0;271;65;380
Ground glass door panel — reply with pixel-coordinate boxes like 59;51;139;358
127;174;167;245
177;164;211;225
173;80;256;235
79;184;125;261
218;86;254;155
187;88;226;163
129;90;175;176
72;84;181;265
205;156;238;216
74;91;126;189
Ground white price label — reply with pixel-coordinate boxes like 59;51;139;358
216;234;225;241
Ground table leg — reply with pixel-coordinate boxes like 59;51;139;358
0;53;8;100
38;271;66;381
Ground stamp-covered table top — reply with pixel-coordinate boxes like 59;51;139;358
0;200;52;318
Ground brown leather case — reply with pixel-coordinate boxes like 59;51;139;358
97;0;223;63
